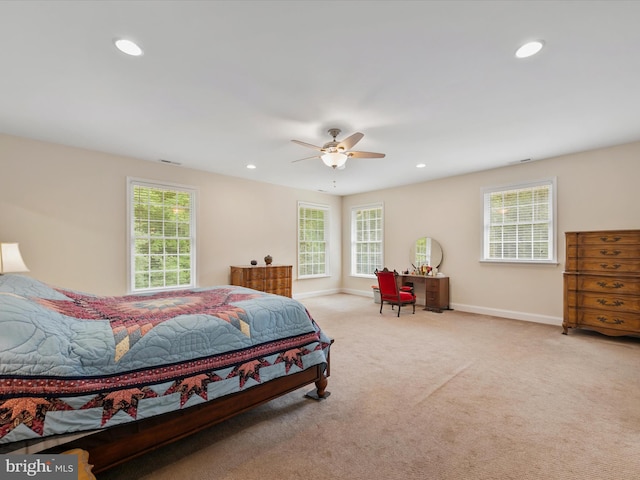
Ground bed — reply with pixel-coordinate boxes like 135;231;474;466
0;274;332;474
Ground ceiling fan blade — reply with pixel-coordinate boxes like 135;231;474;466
291;139;323;151
347;151;386;159
292;155;321;163
337;132;364;150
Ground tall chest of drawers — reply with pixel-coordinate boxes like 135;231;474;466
230;265;292;298
563;230;640;337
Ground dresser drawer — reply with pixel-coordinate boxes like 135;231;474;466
572;275;640;295
570;231;640;245
265;278;289;289
265;266;291;279
568;309;640;333
576;244;640;259
245;268;265;280
567;291;640;313
270;287;292;297
571;258;640;274
245;280;264;291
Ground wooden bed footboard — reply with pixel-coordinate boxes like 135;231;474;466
45;357;330;474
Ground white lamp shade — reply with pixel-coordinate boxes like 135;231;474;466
321;152;348;168
0;243;30;273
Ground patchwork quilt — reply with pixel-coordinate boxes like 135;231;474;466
0;275;331;445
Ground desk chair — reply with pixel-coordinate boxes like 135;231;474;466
375;268;416;317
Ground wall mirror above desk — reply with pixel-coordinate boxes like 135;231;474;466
411;236;443;270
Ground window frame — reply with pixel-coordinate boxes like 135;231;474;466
481;178;557;264
350;203;384;278
297;201;330;279
127;177;197;293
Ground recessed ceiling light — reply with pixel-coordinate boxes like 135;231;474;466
416;163;426;168
515;40;544;59
246;164;257;169
114;38;143;56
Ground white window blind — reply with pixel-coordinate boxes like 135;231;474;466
128;179;196;292
482;179;556;263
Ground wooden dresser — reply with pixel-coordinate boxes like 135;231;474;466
230;265;292;297
563;230;640;337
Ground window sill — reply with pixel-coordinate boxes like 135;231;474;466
479;259;559;265
298;274;331;280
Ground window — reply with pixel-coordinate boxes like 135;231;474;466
128;179;196;292
351;203;383;276
482;178;556;263
298;202;329;278
414;236;430;267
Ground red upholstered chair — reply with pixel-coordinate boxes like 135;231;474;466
375;268;416;317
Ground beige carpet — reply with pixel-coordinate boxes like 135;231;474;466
99;294;640;479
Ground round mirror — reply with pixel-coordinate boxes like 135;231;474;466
411;237;443;269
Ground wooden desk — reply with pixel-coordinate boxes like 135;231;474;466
398;274;450;312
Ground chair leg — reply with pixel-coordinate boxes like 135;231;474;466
397;305;400;317
379;302;383;314
412;303;415;314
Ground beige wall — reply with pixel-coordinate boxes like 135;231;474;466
342;141;640;324
0;134;342;296
2;133;639;325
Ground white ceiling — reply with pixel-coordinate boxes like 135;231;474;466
1;1;639;195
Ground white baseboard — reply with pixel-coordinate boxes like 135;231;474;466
339;288;373;298
300;288;562;327
451;303;562;326
293;288;342;300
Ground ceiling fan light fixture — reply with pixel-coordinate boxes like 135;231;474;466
321;152;348;169
292;128;384;168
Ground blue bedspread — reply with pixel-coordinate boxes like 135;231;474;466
0;275;331;444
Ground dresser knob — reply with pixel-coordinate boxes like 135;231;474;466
596;298;624;307
599;249;622;256
599;263;622;270
596;281;624;289
597;316;624;325
599;236;622;243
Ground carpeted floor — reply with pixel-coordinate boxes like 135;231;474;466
99;294;640;479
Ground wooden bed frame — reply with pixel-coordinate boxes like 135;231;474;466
45;356;330;475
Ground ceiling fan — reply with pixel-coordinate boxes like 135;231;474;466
291;128;385;169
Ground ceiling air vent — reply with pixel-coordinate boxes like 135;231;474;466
158;159;182;165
